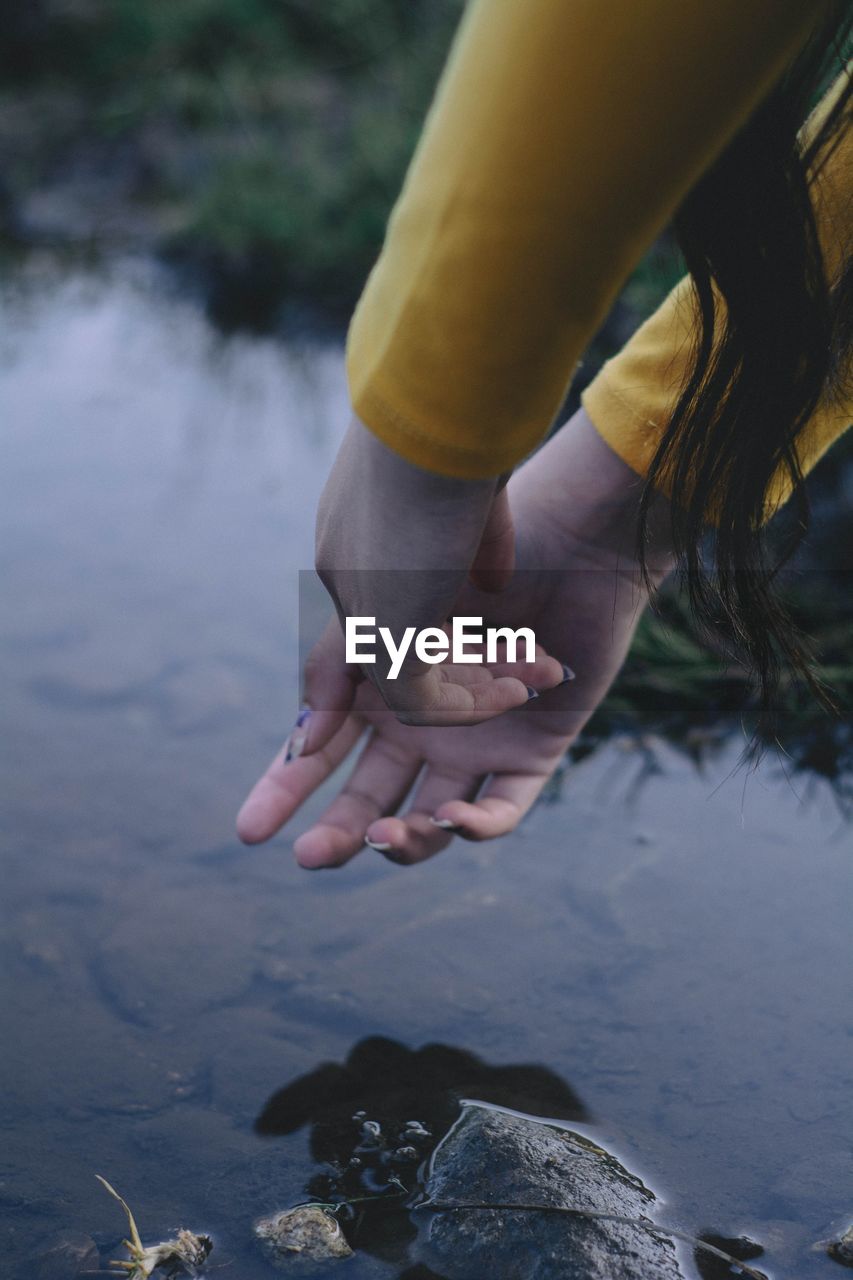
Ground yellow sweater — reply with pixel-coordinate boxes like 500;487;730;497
583;65;853;513
345;0;851;498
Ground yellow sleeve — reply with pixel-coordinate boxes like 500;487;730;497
346;0;823;479
582;66;853;514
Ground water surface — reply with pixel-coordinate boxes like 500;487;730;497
1;267;851;1279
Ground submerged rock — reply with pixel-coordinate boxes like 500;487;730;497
254;1206;353;1267
32;1233;99;1280
829;1224;853;1267
415;1103;683;1279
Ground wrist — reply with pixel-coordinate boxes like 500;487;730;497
317;414;498;572
513;407;676;584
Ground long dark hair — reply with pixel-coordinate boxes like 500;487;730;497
638;5;852;730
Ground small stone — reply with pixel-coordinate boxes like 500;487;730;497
255;1206;353;1266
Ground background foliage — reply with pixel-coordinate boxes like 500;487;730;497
1;0;467;325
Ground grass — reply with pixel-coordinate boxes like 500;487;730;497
0;0;685;330
0;0;465;328
576;576;852;802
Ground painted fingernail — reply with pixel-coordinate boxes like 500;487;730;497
430;817;461;832
366;839;406;864
526;686;539;700
560;663;576;683
283;706;312;763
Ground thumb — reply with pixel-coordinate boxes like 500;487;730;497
286;618;363;761
469;487;516;592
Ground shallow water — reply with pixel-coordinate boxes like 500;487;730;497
1;265;851;1279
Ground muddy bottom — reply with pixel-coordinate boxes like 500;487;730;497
1;266;851;1279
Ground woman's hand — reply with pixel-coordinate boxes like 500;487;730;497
236;409;676;864
314;415;565;725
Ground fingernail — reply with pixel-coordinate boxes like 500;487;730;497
430;817;461;832
560;663;576;683
284;706;312;763
366;839;406;864
526;687;539;700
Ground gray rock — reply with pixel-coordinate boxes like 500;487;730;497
95;887;256;1027
254;1205;353;1268
416;1104;682;1279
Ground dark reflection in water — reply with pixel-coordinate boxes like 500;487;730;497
255;1035;587;1272
256;1035;588;1150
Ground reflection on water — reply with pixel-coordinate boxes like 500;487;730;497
256;1036;587;1150
1;265;852;1279
254;1036;586;1273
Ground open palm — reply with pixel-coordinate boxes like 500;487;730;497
237;502;660;868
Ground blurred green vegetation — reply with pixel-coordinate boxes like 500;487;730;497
529;567;851;808
1;0;683;330
0;0;466;327
583;578;852;799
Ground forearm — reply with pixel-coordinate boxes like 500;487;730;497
315;414;499;666
348;0;823;480
316;415;497;573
